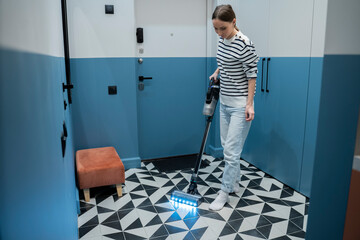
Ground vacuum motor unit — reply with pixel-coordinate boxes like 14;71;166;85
203;79;220;116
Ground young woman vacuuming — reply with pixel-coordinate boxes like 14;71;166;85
209;4;259;211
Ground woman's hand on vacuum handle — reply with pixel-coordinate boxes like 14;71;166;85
209;69;219;83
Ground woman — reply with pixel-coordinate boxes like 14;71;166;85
209;4;259;211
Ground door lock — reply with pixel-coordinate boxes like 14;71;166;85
138;76;152;91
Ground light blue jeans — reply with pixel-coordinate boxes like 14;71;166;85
220;102;251;193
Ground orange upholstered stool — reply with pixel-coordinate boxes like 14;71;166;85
76;147;125;202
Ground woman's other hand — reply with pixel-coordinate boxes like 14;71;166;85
245;104;255;121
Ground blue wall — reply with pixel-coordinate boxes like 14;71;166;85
0;49;78;239
71;57;209;166
307;55;360;239
71;58;140;169
300;57;324;196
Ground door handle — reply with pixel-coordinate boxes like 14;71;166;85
266;58;271;93
139;76;152;82
261;58;265;92
136;28;144;43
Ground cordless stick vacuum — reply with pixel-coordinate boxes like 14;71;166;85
170;78;220;207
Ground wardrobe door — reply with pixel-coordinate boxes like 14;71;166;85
267;0;313;58
266;57;310;191
242;58;270;171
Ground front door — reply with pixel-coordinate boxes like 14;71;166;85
135;0;208;160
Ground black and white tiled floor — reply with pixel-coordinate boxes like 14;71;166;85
78;155;309;240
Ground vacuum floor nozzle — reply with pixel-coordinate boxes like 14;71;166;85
170;190;203;207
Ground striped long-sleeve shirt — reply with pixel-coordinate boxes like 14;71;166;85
217;31;259;107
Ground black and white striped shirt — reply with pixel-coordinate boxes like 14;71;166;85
217;31;259;106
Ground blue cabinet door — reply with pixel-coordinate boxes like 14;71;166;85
242;58;271;170
266;57;310;191
243;57;310;192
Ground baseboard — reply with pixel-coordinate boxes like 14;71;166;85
75;187;80;215
207;145;223;158
121;157;141;170
353;155;360;171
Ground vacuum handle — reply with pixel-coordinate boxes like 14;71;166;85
205;78;220;104
193;116;213;174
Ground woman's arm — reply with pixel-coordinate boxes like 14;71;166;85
246;78;256;121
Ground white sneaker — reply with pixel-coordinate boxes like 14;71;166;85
209;190;229;211
233;183;240;193
217;183;240;194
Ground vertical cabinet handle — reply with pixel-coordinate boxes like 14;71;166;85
261;58;266;92
61;122;67;158
266;58;271;92
61;133;67;158
63;122;68;137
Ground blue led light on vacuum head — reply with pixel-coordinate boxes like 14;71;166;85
170;190;202;207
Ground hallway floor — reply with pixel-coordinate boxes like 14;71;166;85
78;155;308;240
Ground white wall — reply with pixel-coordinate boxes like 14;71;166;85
324;0;360;55
310;0;328;57
213;0;316;58
68;0;207;59
267;0;313;57
210;0;269;57
67;0;135;58
135;0;207;58
228;0;269;57
0;0;64;57
206;0;218;58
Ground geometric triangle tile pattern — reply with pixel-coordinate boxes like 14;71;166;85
78;155;308;239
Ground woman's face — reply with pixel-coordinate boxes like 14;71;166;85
212;18;236;39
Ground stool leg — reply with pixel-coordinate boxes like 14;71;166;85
84;189;90;202
116;184;122;197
